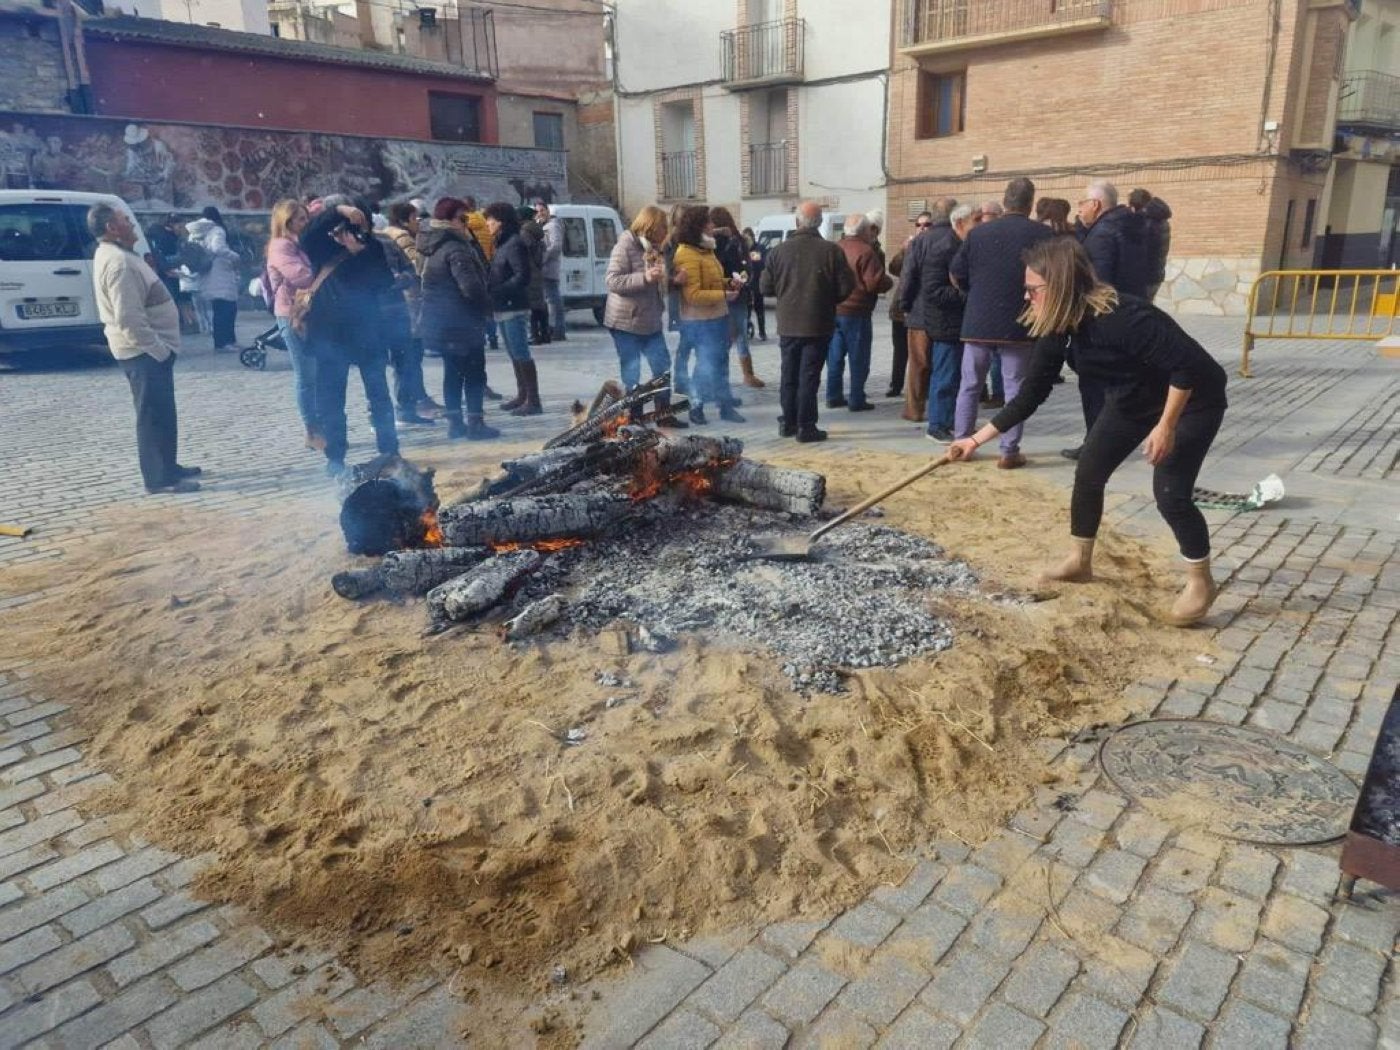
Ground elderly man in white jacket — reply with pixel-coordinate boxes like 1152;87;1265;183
89;203;201;494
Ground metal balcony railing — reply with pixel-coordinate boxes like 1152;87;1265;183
748;141;790;196
899;0;1112;52
1338;70;1400;134
721;18;805;87
661;150;698;200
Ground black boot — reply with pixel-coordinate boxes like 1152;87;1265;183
511;361;543;416
446;413;468;439
500;360;528;412
465;414;500;440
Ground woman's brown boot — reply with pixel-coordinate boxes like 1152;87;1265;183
1037;537;1095;585
1164;557;1218;626
499;360;528;412
740;355;765;389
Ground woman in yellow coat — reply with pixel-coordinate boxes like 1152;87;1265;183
671;205;743;425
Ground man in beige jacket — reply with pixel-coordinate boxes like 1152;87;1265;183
89;203;200;494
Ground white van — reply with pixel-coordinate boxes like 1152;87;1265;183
550;203;623;323
753;211;841;253
0;190;151;357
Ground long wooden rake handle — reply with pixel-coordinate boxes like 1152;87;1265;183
809;455;953;543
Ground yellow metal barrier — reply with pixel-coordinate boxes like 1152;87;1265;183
1240;269;1400;377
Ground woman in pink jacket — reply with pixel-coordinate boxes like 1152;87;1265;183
264;199;322;449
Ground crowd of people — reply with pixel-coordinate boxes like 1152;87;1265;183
89;174;1224;624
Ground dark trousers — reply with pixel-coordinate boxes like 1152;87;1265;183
389;336;429;412
442;348;486;418
120;352;179;489
530;308;550;343
889;319;908;394
211;298;237;349
312;337;399;466
1078;374;1107;431
1071;399;1225;560
779;336;827;434
749;295;767;339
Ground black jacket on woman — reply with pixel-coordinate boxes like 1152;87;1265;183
517;219;548;310
714;230;750;305
488;226;532;313
992;296;1227;433
418;225;490;354
299;207;394;353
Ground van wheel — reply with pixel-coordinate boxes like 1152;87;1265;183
592;306;605;326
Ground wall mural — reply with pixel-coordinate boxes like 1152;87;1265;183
0;112;569;213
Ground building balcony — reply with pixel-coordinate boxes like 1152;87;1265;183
748;141;791;196
661;150;698;200
721;18;805;90
898;0;1112;57
1338;70;1400;135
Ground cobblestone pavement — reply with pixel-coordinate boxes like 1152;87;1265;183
0;315;1396;1048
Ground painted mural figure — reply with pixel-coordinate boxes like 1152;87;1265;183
31;136;78;190
122;124;177;208
0;123;42;189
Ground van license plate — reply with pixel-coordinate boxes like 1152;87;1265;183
17;302;79;320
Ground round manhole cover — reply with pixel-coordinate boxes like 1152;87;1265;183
1098;719;1357;846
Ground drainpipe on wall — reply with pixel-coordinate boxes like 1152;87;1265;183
57;0;95;114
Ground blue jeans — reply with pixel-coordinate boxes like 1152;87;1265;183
826;313;873;406
728;301;751;362
544;279;565;336
495;312;532;363
925;340;961;431
680;317;732;409
610;329;671;391
311;334;399;466
277;317;318;432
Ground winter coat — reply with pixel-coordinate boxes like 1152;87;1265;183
898;221;965;342
185;218;240;302
992;296;1227;435
375;229;418;342
518;220;547;310
888;248;906;322
298;207;394;353
672;240;730;322
466;212;495;261
604;230;665;335
383;225;423;276
1079;205;1152;298
713;230;751;306
949;213;1053;345
541;216;563;281
418;224;490;354
836;236;893;316
265;236;314;319
488;226;532;313
759;227;857;340
1141;198;1173;287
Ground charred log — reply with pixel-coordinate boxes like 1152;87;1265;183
331;546;494;602
501;594;567;640
544;373;672;449
426;550;542;622
713;461;826;516
654;435;744;472
438;493;634;547
338;455;439;556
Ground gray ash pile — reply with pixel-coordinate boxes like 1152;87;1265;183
516;500;979;694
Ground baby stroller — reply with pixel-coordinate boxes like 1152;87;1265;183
240;323;286;371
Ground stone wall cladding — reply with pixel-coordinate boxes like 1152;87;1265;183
0;19;72;115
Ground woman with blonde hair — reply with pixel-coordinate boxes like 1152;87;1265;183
264;197;321;448
949;236;1228;625
603;205;686;427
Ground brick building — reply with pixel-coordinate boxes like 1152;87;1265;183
886;0;1357;315
612;0;889;228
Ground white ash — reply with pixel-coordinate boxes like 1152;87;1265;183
512;502;981;694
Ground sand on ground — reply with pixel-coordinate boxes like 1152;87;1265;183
2;443;1205;1040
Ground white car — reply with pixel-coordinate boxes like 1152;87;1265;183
550;203;623;323
0;190;152;357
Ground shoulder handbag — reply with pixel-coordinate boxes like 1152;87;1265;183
289;254;345;337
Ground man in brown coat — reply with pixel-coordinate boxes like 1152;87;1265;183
827;213;893;412
760;201;857;443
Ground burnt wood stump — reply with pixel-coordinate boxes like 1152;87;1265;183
438;493;634;548
426;550;542;622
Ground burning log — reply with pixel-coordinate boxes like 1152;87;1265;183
426;550;541;622
544;373;673;449
655;435;743;472
438;493;634;548
338;454;439;556
713;461;826;517
331;546;494;601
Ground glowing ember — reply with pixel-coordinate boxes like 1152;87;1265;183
420;508;445;548
489;538;587;553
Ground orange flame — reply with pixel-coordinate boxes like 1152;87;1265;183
489;538;586;553
420;508;444;548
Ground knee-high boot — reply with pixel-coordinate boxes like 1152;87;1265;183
500;360;528;412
